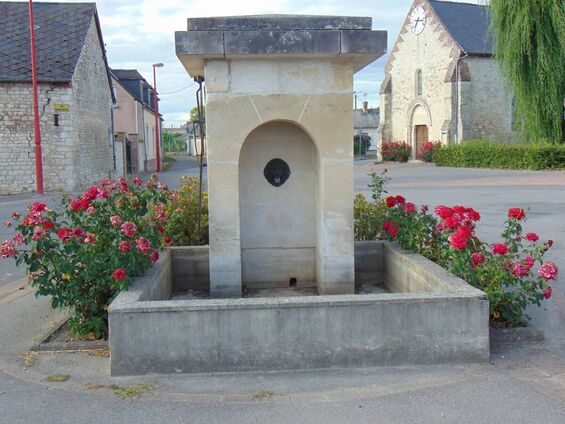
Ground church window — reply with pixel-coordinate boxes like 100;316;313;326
416;69;423;96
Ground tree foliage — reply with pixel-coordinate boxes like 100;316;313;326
489;0;565;143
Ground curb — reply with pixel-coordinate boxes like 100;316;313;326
489;326;545;346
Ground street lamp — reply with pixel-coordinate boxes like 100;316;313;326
152;63;164;172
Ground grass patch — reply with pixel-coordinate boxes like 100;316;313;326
46;374;70;382
108;382;156;398
253;390;274;400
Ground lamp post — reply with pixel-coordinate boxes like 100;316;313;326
152;63;164;172
29;0;44;193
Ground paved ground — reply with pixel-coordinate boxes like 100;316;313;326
1;158;565;423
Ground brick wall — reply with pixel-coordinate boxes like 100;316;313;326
0;17;112;195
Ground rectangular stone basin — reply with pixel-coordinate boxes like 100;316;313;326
109;241;489;376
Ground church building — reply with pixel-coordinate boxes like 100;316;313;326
378;0;516;158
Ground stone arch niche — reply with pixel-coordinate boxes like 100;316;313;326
406;100;432;158
239;121;318;289
175;14;387;298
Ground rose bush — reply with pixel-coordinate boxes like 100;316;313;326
381;141;411;162
380;197;556;325
1;174;175;338
417;140;442;163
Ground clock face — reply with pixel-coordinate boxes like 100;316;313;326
410;5;426;35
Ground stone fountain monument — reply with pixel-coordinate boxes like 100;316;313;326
175;15;387;297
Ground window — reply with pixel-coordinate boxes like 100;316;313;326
416;69;423;97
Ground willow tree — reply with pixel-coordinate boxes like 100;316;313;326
489;0;565;143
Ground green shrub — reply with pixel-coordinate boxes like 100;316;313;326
165;176;208;246
434;141;565;170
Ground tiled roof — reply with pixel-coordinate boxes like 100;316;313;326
354;108;379;129
0;2;97;82
111;68;156;111
429;0;493;55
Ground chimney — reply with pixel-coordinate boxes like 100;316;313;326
362;101;368;112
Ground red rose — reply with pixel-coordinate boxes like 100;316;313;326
72;228;86;239
471;252;485;266
112;268;127;282
57;228;73;242
492;243;509;255
118;241;132;252
383;220;393;231
11;211;21;219
149;250;159;263
132;177;143;187
395;195;406;204
82;186;102;201
23;211;42;226
404;202;416;214
543;286;552;299
385;196;396;208
508;208;526;220
70;198;90;212
444;216;460;229
31;202;48;213
434;205;454;219
525;233;539;242
84;234;96;245
42;220;55;230
388;224;398;238
156;225;165;234
448;232;467;250
163;236;172;246
110;215;122;227
524;256;535;270
465;208;481;222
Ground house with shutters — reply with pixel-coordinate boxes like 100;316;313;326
377;0;516;159
110;69;162;174
0;2;114;194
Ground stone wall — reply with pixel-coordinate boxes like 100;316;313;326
71;18;113;188
0;83;74;194
463;57;515;142
0;18;112;194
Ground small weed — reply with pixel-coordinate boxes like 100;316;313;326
108;383;156;399
46;374;70;383
84;383;106;390
21;352;37;369
87;349;109;358
253;390;274;401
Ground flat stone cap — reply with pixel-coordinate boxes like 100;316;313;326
186;15;372;31
175;14;387;77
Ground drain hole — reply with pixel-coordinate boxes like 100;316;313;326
289;278;297;287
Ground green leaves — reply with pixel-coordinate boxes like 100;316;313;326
490;0;565;143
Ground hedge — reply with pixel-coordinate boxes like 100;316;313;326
433;141;565;170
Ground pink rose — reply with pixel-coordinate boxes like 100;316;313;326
112;268;127;282
149;250;159;263
121;222;137;238
404;202;416;214
86;206;96;215
84;234;96;245
543;286;552;299
32;226;46;241
118;241;132;252
12;233;24;246
135;237;151;254
0;240;18;258
538;262;558;281
471;252;485;266
110;215;122;227
23;211;42;226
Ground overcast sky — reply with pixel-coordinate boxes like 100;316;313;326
23;0;480;126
